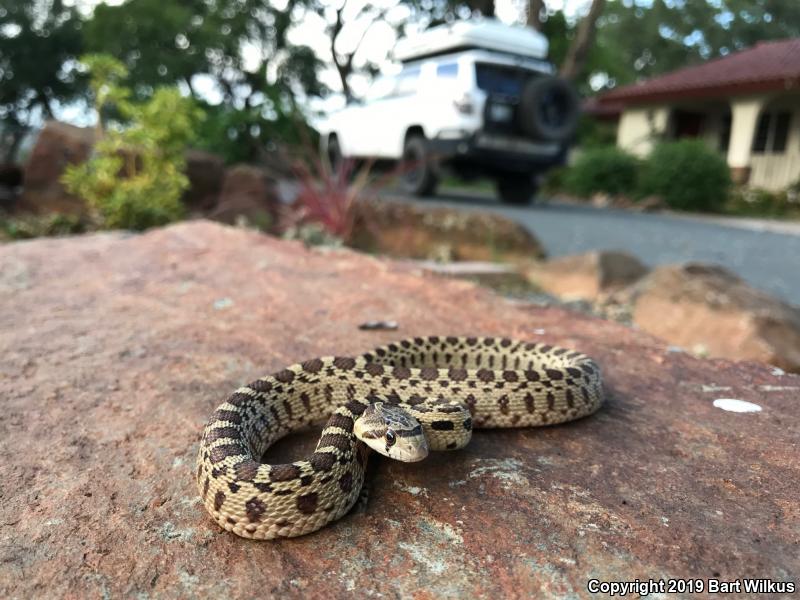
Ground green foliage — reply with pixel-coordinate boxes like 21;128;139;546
592;0;800;91
62;55;204;231
565;146;639;197
194;98;318;165
0;0;85;161
0;213;86;241
639;140;731;212
84;0;325;162
724;187;800;219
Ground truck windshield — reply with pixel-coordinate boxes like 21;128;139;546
475;63;535;96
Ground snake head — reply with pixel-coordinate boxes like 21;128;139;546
354;403;429;462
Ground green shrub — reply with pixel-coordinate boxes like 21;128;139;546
724;187;800;218
564;146;639;196
640;140;731;212
1;213;86;240
62;54;204;230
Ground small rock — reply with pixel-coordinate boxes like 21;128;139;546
211;164;279;227
183;150;225;212
18;121;95;215
525;250;648;302
627;263;800;372
351;199;546;262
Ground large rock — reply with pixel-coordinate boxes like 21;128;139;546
18;121;95;215
351;199;546;262
526;250;648;301
212;164;279;227
627;263;800;372
1;222;797;598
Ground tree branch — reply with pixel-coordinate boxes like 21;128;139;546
560;0;606;81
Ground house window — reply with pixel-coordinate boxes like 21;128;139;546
752;111;792;154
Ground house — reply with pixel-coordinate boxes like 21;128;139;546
590;39;800;191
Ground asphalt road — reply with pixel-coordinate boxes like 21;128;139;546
382;188;800;304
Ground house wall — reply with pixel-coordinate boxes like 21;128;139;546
616;107;670;157
615;93;800;191
748;96;800;191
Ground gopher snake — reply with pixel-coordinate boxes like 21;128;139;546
197;336;604;539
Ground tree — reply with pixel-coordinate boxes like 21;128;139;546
85;0;326;163
0;0;84;162
62;54;204;230
560;0;606;81
527;0;546;30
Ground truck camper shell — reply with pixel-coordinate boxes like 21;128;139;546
393;19;549;63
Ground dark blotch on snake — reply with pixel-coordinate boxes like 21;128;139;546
234;459;259;481
205;426;239;443
310;452;336;472
275;369;295;383
333;356;356;370
246;497;266;522
566;367;582;378
420;367;438;381
210;444;243;464
302;358;324;373
214;491;225;511
431;420;455;431
320;433;351;452
545;368;564;380
345;401;366;415
392;366;411;379
477;368;494;382
524;370;540;382
339;472;353;493
328;413;355;431
296;492;319;514
213;409;242;425
448;367;468;381
227;392;251;407
365;363;384;376
249;379;272;393
269;464;301;482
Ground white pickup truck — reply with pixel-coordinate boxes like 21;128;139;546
318;19;580;204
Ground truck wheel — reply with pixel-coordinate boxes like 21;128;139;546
518;77;580;142
401;135;438;197
496;175;537;205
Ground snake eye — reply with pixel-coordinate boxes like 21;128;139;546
385;429;396;447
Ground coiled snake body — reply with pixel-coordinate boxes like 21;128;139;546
197;336;604;539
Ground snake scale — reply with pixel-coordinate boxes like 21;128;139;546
197;336;604;539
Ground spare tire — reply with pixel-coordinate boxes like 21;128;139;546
518;76;580;142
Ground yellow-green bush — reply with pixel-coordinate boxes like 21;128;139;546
62;55;204;230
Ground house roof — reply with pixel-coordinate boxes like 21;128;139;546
597;38;800;106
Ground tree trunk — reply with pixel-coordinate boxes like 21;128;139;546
560;0;605;81
527;0;545;30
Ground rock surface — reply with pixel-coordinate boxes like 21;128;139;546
212;164;279;227
1;221;798;598
526;250;648;301
351;199;546;262
626;263;800;372
18;120;95;215
183;150;226;212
